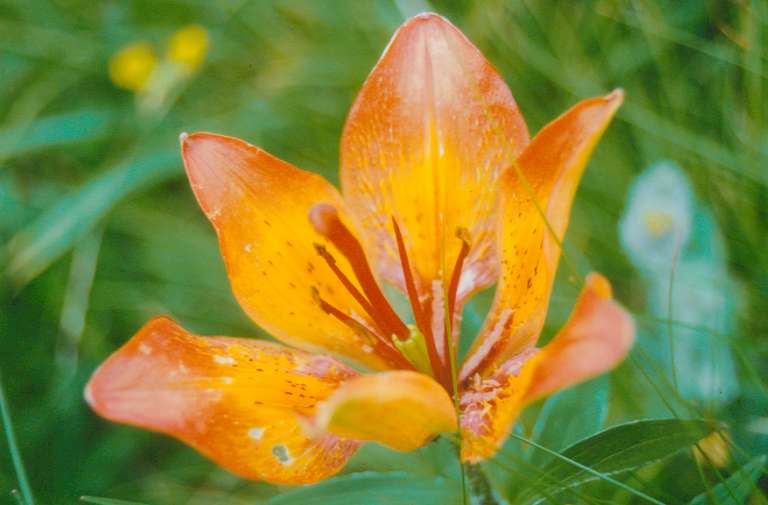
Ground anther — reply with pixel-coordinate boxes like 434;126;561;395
312;242;378;325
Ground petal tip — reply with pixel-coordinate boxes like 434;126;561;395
83;378;96;408
396;11;460;40
607;88;625;103
585;272;612;299
407;11;450;24
84;363;112;420
180;131;221;154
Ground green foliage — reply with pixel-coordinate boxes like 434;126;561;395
262;472;461;505
1;0;767;504
689;456;766;505
81;497;151;505
531;376;609;458
515;419;717;504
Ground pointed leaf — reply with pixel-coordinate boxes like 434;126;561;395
516;419;716;504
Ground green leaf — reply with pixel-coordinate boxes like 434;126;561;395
516;419;716;504
263;472;461;505
689;456;766;505
80;497;152;505
4;150;178;287
0;109;113;159
531;375;608;461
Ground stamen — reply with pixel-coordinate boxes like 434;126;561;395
392;217;443;382
312;243;380;333
311;287;413;370
310;204;409;341
443;227;471;386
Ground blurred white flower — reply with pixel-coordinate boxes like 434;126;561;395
619;161;693;274
649;259;740;402
620;161;740;404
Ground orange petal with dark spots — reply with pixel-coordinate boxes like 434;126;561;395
181;132;394;370
340;13;529;302
85;317;361;484
460;274;634;462
460;91;624;380
314;371;457;452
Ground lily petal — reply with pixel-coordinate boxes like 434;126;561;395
460;274;634;462
460;91;624;380
182;132;394;370
341;13;529;301
314;371;457;452
522;273;635;403
85;317;360;484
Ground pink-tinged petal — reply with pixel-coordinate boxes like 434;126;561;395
181;132;396;370
341;13;529;302
314;371;457;452
459;349;540;462
460;91;624;381
522;273;635;403
460;274;634;462
85;317;361;484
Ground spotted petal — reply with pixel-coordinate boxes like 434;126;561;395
85;317;361;484
341;13;529;301
460;274;634;462
182;132;396;370
314;371;457;452
460;91;623;380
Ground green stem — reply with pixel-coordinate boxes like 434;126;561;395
466;464;504;505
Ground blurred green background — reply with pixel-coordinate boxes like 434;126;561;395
1;0;767;503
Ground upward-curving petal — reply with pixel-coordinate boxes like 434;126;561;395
460;274;634;462
182;132;395;370
85;317;361;484
460;91;623;380
341;13;529;301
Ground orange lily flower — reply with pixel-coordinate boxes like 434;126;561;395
86;13;634;484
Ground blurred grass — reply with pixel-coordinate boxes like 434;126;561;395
0;0;767;503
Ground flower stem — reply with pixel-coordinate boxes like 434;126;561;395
466;463;505;505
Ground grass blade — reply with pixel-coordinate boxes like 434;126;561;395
0;373;36;505
4;150;178;287
512;419;716;504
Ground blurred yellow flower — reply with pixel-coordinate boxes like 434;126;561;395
108;41;157;92
167;24;209;71
693;431;730;468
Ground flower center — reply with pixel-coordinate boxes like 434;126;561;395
308;203;469;394
643;210;674;238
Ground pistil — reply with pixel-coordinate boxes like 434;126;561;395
392;217;448;388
